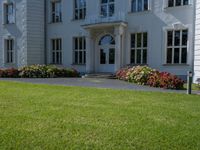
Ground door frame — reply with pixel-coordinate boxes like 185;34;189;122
95;33;116;73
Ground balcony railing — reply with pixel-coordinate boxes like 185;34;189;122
83;12;126;26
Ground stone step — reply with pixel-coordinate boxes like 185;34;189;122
82;73;116;79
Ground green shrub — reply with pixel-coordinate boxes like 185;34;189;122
18;65;79;78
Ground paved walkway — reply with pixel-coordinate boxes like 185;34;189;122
0;78;194;94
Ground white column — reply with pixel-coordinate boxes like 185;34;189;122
86;30;94;73
114;25;124;72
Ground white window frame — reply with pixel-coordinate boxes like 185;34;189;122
165;29;188;64
2;1;15;25
131;0;150;13
100;0;115;18
4;38;14;64
51;38;62;64
167;0;190;8
73;37;86;65
74;0;86;20
130;32;148;65
51;0;62;23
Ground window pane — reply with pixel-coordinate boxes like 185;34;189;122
143;49;147;64
138;0;143;11
183;0;189;5
174;31;180;46
84;51;86;64
167;31;173;46
168;0;174;7
75;51;78;64
79;51;83;63
52;52;55;63
99;35;115;45
143;33;148;47
131;49;135;64
136;49;141;64
84;38;86;49
79;38;83;49
109;48;115;64
175;0;181;6
75;0;78;8
137;33;142;47
100;49;106;64
131;0;137;12
52;40;55;50
131;34;135;48
181;48;187;63
101;0;108;4
167;48;172;64
144;0;148;10
109;4;114;17
101;5;107;17
182;30;188;46
174;48;180;63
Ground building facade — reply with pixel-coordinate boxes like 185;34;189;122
0;0;199;81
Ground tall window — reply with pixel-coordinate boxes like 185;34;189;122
130;33;148;64
52;39;62;64
131;0;149;12
166;29;188;64
74;0;86;20
4;3;14;24
73;37;86;65
5;39;14;63
51;1;62;23
100;0;115;17
168;0;189;7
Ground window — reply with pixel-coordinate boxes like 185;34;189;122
5;39;14;63
168;0;189;7
51;1;62;23
73;37;86;64
74;0;86;20
99;35;115;45
131;0;149;12
4;3;14;24
100;0;115;17
166;29;188;64
130;32;148;64
52;39;62;64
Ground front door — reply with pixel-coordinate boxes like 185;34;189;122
97;34;115;73
99;46;115;73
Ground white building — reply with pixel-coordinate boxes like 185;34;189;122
0;0;199;81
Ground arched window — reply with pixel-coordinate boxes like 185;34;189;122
100;0;115;17
99;35;115;45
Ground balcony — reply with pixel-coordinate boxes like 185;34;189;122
82;12;127;29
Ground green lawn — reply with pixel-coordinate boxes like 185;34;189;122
184;83;200;91
0;81;200;150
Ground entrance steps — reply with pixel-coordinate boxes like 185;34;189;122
82;73;116;79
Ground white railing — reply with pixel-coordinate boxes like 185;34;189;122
83;12;126;26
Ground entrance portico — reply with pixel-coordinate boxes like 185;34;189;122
83;22;127;73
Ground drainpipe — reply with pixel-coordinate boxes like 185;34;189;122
192;0;196;82
44;0;47;64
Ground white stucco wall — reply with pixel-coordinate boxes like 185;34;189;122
0;0;45;68
0;0;27;68
46;0;195;77
0;0;196;78
194;0;200;82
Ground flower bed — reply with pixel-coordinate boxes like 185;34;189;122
116;66;184;90
0;65;79;78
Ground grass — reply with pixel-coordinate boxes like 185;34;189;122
0;81;200;150
184;83;200;91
